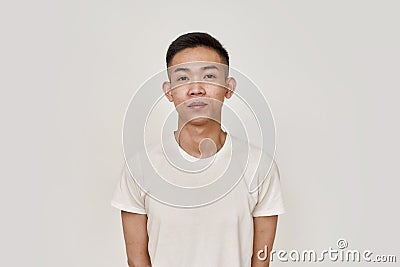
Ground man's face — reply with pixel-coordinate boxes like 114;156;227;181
163;47;236;126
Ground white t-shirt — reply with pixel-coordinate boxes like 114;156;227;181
111;133;285;267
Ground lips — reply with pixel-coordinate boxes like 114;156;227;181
187;100;208;108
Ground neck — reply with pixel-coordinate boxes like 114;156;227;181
175;119;227;158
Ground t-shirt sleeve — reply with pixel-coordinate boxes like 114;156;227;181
110;164;147;214
252;160;286;217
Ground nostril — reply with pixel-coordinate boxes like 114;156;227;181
191;91;203;95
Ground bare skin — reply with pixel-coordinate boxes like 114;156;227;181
121;211;151;267
252;215;278;267
163;46;235;158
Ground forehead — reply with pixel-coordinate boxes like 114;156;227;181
170;46;223;66
168;61;227;76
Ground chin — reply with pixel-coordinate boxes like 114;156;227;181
187;117;211;126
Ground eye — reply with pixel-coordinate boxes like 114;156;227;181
177;76;188;81
204;74;216;79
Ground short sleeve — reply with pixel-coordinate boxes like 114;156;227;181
252;160;286;217
110;164;147;214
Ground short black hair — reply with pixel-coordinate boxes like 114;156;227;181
166;32;229;67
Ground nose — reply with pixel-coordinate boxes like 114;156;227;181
188;82;205;96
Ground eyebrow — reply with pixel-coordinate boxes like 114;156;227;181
201;65;219;71
173;67;190;73
173;65;220;73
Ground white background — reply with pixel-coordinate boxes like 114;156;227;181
1;0;399;266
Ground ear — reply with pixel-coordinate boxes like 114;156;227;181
224;77;236;99
162;81;174;102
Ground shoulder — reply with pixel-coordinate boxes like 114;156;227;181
229;134;277;192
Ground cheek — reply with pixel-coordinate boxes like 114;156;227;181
171;89;187;105
207;87;227;100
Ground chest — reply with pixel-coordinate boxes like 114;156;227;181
145;179;256;230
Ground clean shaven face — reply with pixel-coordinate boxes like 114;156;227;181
163;46;236;126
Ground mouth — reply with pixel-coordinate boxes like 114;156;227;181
187;101;208;108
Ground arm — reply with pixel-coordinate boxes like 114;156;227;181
121;211;152;267
251;215;278;267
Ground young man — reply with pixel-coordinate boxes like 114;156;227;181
111;32;285;267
